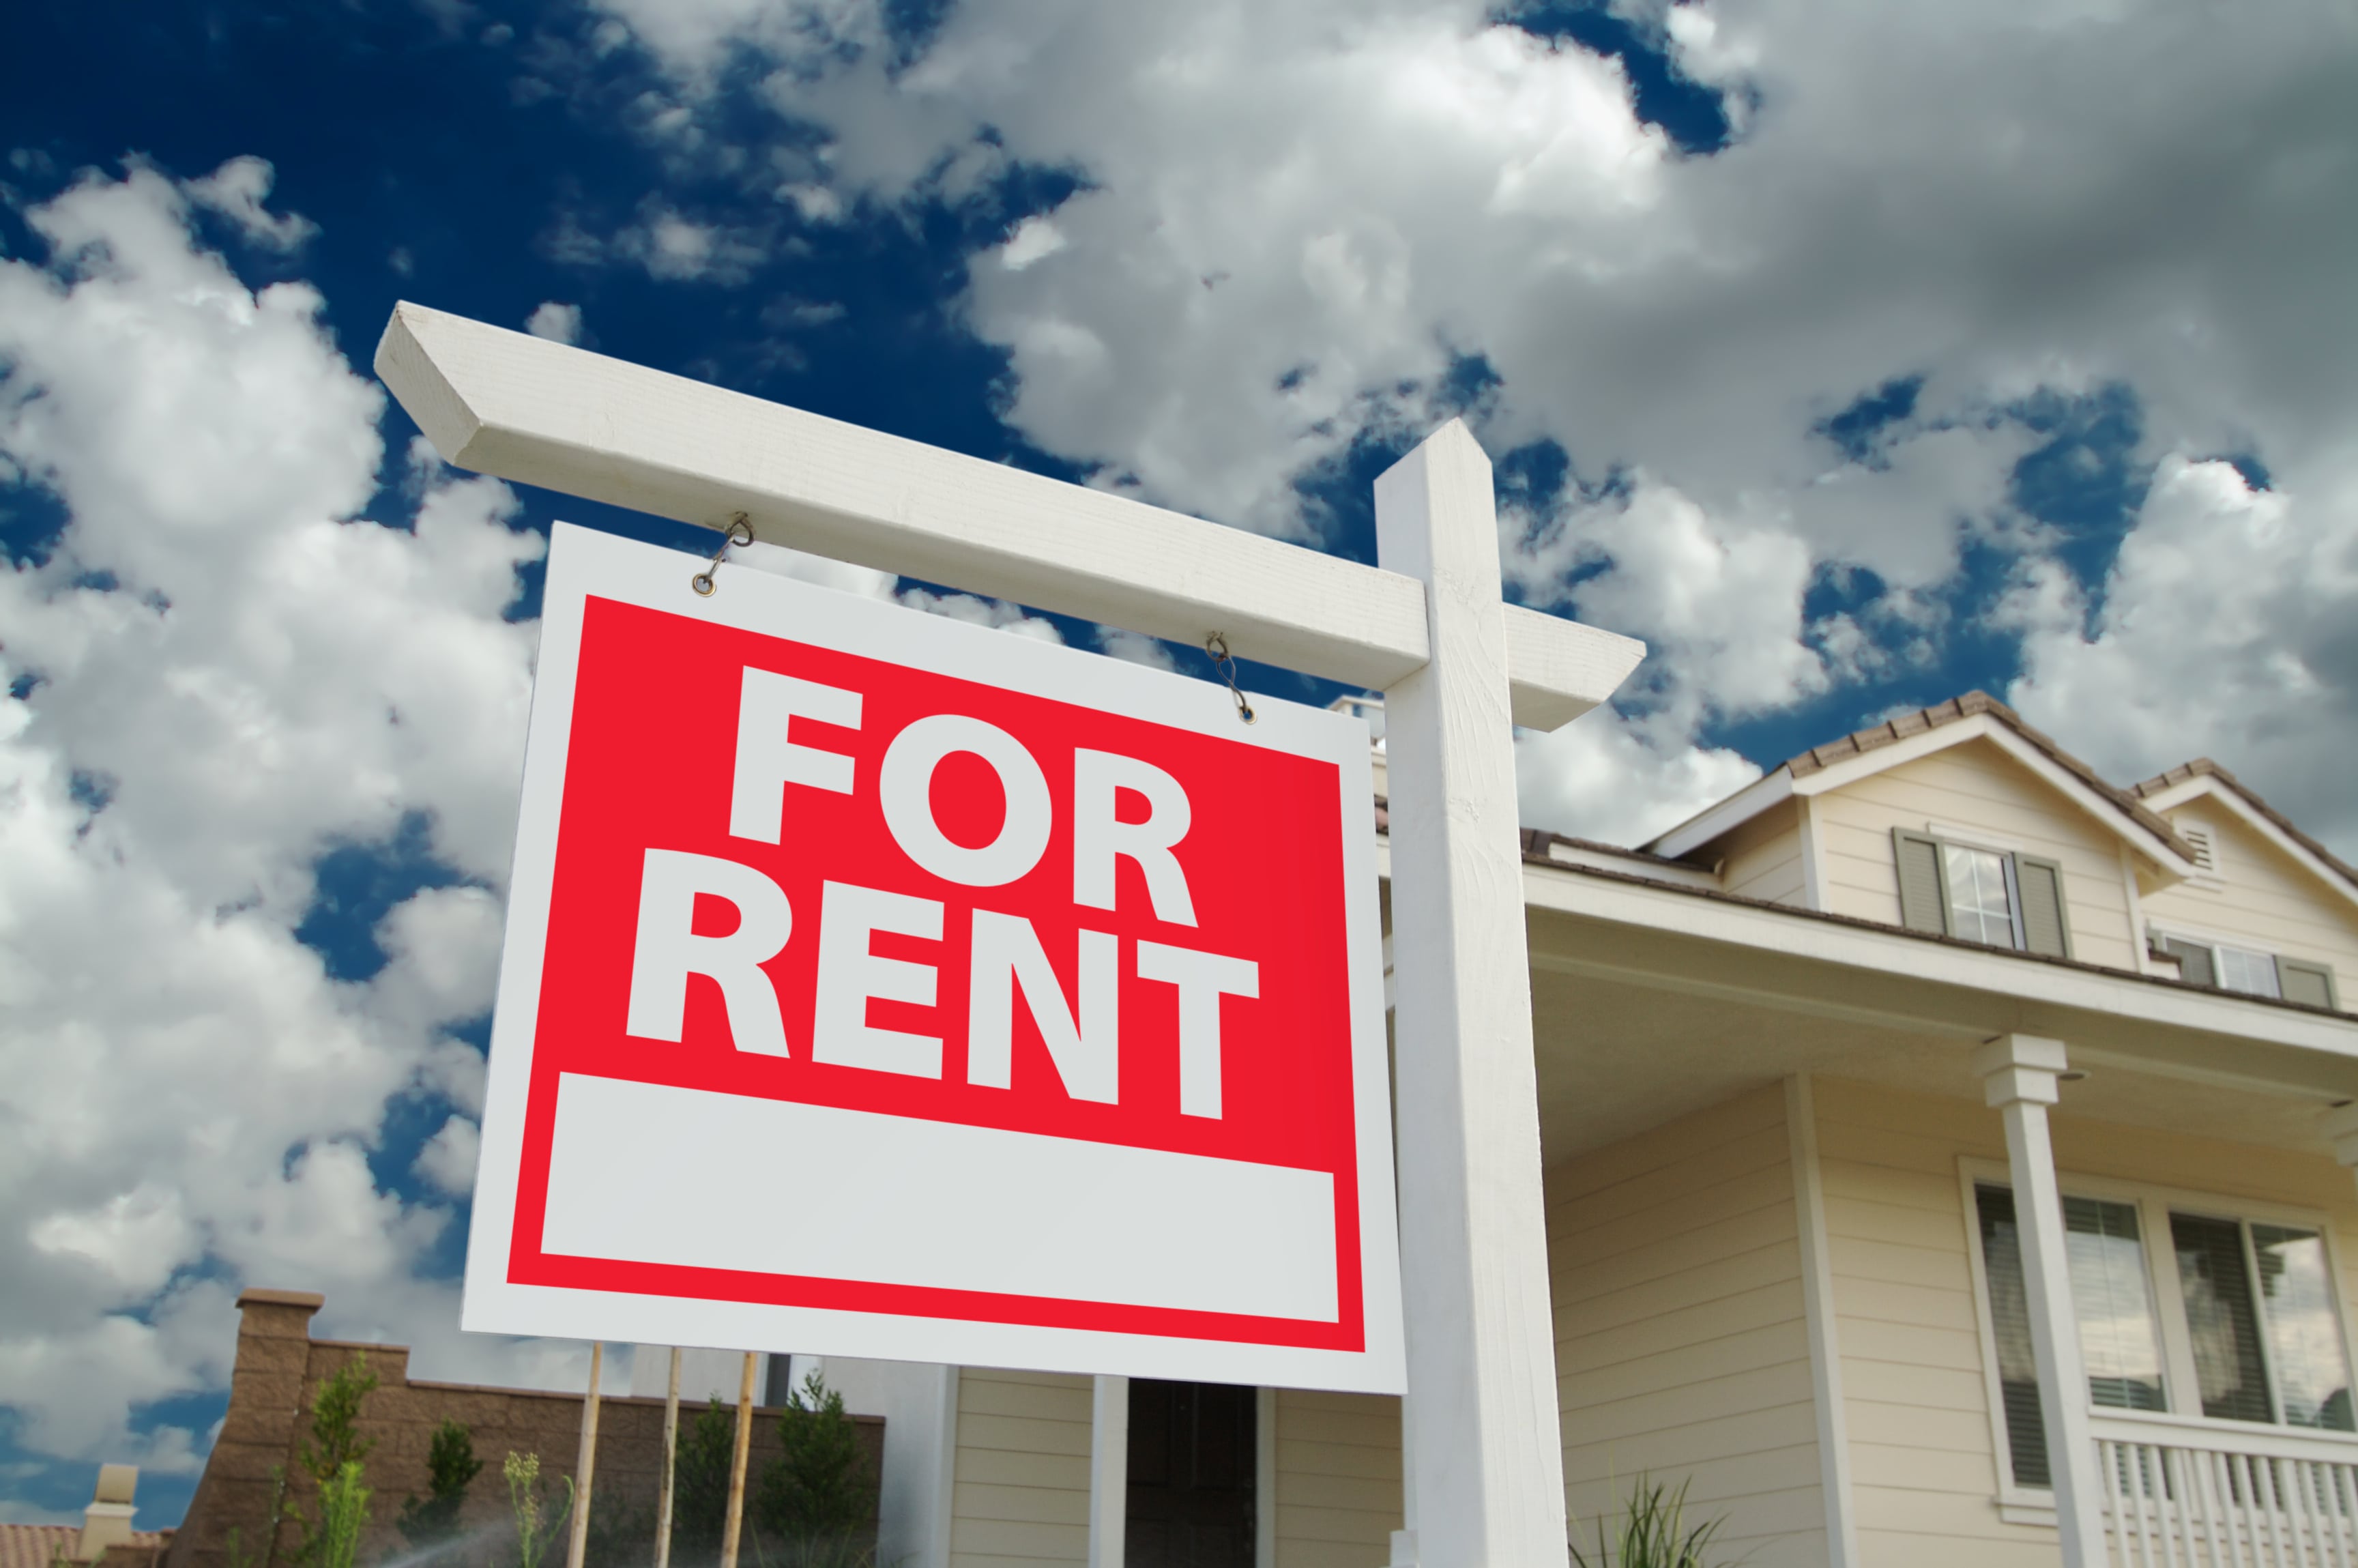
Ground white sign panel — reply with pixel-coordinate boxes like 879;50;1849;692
464;524;1404;1392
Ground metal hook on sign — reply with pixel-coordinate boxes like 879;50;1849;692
691;514;755;596
1205;633;1256;725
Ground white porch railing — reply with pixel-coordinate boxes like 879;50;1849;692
2094;1412;2358;1567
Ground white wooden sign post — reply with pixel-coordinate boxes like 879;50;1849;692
377;304;1643;1567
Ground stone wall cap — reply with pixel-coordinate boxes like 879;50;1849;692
236;1288;325;1311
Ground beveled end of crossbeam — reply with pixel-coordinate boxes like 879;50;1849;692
1503;605;1645;730
375;302;1643;731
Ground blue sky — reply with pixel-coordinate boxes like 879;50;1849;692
3;0;2354;1529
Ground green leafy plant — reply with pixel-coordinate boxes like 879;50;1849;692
1569;1475;1732;1568
314;1462;372;1568
399;1420;485;1551
666;1399;738;1562
752;1374;877;1568
302;1354;380;1485
283;1356;379;1568
504;1452;573;1568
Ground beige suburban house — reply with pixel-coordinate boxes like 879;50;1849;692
166;690;2358;1568
771;688;2358;1568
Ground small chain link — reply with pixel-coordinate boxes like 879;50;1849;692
690;514;755;596
1204;633;1256;725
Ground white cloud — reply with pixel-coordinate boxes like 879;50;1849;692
413;1116;482;1197
525;300;583;343
589;0;2358;845
0;161;579;1464
1096;628;1177;672
1516;708;1762;849
894;586;1064;642
2008;454;2358;851
184;156;319;252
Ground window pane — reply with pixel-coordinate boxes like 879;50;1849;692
2171;1213;2274;1423
2215;946;2284;999
1943;845;2017;948
1976;1185;2049;1487
2250;1225;2356;1432
2065;1197;2167;1411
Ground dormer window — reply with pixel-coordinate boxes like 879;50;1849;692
2152;931;2340;1010
1891;829;2072;957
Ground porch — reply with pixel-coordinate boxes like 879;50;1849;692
1525;853;2358;1568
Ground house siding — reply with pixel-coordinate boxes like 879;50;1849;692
1550;1084;1828;1566
1271;1389;1401;1568
2144;798;2358;996
949;1369;1092;1568
1814;1075;2358;1568
1720;800;1809;908
1811;739;2140;970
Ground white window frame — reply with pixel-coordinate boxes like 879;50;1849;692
1956;1157;2358;1520
1936;838;2028;951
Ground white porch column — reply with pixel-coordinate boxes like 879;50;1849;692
1376;422;1570;1568
1975;1034;2103;1568
2320;1104;2358;1197
1089;1374;1129;1568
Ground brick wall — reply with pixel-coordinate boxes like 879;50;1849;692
165;1292;882;1568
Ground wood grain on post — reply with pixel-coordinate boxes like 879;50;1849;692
654;1348;681;1568
718;1352;758;1568
566;1344;603;1568
1376;422;1573;1565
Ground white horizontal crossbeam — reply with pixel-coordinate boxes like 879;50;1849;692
376;304;1642;730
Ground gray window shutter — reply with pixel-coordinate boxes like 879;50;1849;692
1893;829;1948;934
2280;959;2340;1011
2014;856;2072;959
2160;937;2215;989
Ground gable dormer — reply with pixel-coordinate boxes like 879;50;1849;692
1644;693;2203;973
2131;760;2356;1011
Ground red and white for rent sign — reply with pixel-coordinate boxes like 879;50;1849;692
464;524;1403;1392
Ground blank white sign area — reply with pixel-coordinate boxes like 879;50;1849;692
541;1074;1341;1324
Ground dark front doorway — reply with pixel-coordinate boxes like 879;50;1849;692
1126;1380;1257;1568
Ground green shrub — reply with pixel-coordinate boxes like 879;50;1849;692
1569;1475;1731;1568
666;1399;737;1562
751;1374;875;1568
398;1419;484;1552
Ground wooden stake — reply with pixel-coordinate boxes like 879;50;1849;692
654;1348;681;1568
718;1352;758;1568
566;1344;603;1568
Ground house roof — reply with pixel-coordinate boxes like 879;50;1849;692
1780;690;2195;858
1650;684;2197;862
2133;758;2358;895
0;1526;170;1568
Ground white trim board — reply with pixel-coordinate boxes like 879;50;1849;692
1784;1075;1859;1568
375;302;1643;732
